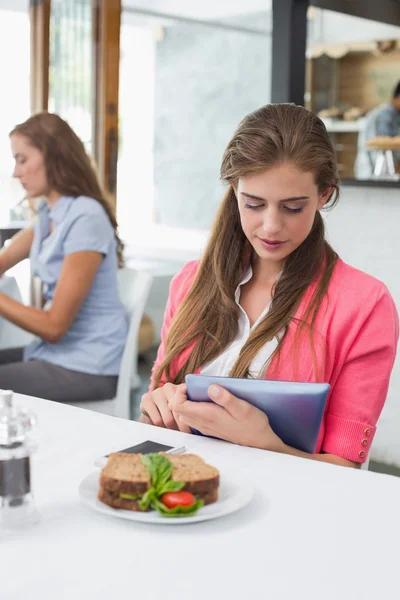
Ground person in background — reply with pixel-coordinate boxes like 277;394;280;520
0;112;128;402
140;103;398;468
355;81;400;178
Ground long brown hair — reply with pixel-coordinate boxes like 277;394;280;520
154;103;340;386
10;112;124;266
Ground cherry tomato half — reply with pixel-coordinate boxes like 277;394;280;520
161;491;195;509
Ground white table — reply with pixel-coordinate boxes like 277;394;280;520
124;224;209;266
2;395;400;600
0;276;33;350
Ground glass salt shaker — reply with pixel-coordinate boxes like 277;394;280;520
0;390;40;530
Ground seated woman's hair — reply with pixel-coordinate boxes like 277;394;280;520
10;112;124;266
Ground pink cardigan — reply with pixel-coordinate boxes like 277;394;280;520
150;258;399;463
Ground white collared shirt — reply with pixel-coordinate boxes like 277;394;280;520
200;268;279;378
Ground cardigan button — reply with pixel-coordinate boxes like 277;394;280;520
361;439;368;447
358;451;366;459
364;428;371;436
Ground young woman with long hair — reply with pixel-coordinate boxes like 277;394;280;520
140;103;399;468
0;112;128;401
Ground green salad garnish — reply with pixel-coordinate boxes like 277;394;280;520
139;453;204;517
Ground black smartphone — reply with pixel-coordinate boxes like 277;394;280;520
111;440;174;455
94;440;182;467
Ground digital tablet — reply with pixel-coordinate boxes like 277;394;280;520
185;374;330;454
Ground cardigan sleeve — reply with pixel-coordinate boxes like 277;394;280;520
322;285;399;463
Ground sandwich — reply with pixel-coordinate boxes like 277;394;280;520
98;452;220;517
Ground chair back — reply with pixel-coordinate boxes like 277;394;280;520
113;268;153;418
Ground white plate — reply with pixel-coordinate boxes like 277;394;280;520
79;471;254;524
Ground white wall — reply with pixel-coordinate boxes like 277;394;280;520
324;185;400;466
153;17;271;229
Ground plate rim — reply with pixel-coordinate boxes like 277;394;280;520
79;470;254;525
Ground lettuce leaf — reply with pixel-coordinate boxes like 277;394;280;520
139;453;199;517
141;453;172;490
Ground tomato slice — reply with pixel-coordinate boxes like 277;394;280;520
161;491;195;509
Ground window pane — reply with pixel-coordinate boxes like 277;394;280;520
118;8;271;240
0;1;30;225
49;0;94;152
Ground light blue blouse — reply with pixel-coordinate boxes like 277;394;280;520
24;196;129;376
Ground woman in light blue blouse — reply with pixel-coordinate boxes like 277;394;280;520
0;112;129;402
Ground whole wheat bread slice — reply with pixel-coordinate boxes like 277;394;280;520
165;454;219;495
99;453;151;494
